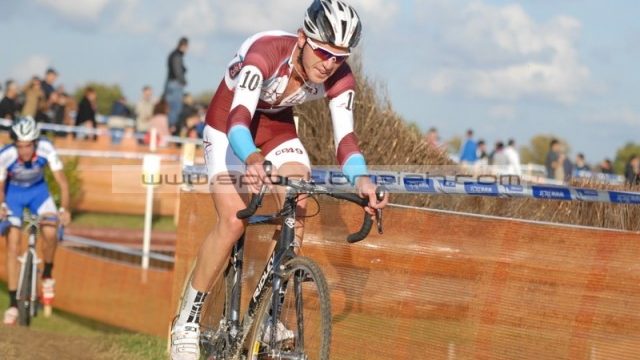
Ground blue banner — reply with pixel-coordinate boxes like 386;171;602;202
403;176;436;193
464;182;499;196
182;165;640;206
532;186;572;200
609;191;640;204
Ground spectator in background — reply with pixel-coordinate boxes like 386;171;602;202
424;127;441;149
75;87;97;140
558;143;573;181
175;92;198;136
545;140;573;181
491;141;509;169
182;111;203;139
599;159;614;174
108;96;133;144
625;154;640;185
165;37;189;130
61;90;77;127
193;104;206;138
148;98;171;147
110;96;132;118
35;91;59;123
545;139;573;181
574;153;591;173
476;139;489;165
52;92;67;125
545;139;561;179
41;68;58;101
51;92;70;137
135;86;154;135
21;77;44;117
0;80;20;121
504;139;521;175
459;129;477;165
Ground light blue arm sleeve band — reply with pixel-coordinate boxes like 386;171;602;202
228;125;258;163
342;153;368;185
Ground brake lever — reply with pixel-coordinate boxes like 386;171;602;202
375;186;386;235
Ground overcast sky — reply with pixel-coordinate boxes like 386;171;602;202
1;0;638;164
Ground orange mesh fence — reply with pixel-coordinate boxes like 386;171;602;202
172;192;640;359
0;238;173;337
74;157;179;216
1;188;638;356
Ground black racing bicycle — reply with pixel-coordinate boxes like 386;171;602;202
176;162;384;360
0;214;62;326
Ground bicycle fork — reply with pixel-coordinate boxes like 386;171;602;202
268;211;297;349
228;234;245;338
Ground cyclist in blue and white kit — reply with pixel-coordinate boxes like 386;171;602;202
1;116;71;325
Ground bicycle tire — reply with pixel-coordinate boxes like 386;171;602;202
17;252;34;327
246;256;331;360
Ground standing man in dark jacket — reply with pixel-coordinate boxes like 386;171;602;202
165;37;188;132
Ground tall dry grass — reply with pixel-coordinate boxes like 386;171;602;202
295;59;640;232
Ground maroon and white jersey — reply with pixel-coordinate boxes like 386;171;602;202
205;30;366;179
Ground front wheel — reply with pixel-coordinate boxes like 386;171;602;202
17;252;34;327
246;256;331;360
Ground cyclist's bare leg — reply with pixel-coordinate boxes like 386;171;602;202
191;173;249;293
39;223;57;264
5;227;21;291
39;220;58;312
189;162;309;292
173;173;248;332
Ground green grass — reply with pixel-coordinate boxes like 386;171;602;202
0;281;166;359
71;212;177;232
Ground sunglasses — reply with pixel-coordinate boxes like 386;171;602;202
306;38;350;64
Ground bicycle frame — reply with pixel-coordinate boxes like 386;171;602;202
220;184;300;355
201;169;384;358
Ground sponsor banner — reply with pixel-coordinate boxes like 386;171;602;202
502;184;527;196
403;176;436;193
103;164;640;206
608;191;640;204
575;188;602;201
531;186;572;200
463;182;499;196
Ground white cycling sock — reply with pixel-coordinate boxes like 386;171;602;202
176;283;208;326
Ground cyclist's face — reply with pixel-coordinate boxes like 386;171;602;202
16;141;35;162
298;34;350;83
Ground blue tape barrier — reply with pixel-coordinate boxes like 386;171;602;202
183;165;640;205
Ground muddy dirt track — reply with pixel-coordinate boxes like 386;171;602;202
0;325;121;360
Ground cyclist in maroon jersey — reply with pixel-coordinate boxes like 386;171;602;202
171;1;388;358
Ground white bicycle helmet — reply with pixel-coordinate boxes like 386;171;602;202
303;0;362;49
10;116;40;142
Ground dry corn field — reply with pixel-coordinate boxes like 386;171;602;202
295;59;640;232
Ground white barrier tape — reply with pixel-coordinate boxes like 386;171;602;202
63;234;175;263
56;148;180;161
1;118;203;146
